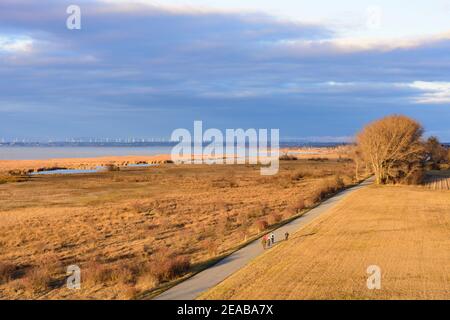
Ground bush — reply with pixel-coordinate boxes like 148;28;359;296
279;154;298;161
294;198;305;212
304;176;346;207
104;164;120;172
268;213;283;225
0;262;16;284
84;262;113;285
317;176;345;199
291;169;313;180
291;167;332;180
305;193;320;207
404;169;425;185
151;256;191;282
332;175;345;190
255;219;269;232
203;239;219;257
110;264;136;285
135;273;159;291
120;283;140;299
23;267;53;292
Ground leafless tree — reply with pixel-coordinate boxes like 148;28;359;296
356;115;426;184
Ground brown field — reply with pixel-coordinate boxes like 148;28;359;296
0;159;355;299
280;145;351;160
200;184;450;300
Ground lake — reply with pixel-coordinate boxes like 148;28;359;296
0;146;173;160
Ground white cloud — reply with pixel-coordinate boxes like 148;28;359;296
0;36;33;53
404;81;450;104
325;81;356;87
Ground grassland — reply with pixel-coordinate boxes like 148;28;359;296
0;159;355;299
200;181;450;300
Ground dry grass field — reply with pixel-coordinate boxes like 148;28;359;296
0;159;355;299
200;184;450;300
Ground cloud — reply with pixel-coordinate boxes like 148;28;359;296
0;35;33;53
404;81;450;104
0;0;449;141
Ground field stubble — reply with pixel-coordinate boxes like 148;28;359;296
200;184;450;300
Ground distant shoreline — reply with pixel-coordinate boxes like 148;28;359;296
0;146;347;174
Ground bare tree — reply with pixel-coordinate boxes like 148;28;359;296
356;115;426;184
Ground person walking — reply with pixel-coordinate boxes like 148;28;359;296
261;236;267;250
285;232;290;241
270;232;275;245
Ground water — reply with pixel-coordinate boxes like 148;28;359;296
0;146;173;160
29;163;160;175
0;141;348;161
30;168;105;175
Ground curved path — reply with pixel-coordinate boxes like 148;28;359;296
154;178;373;300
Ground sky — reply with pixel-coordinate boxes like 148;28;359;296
1;0;450;141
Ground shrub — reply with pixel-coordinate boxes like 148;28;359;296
120;283;140;299
268;213;283;225
404;169;425;185
110;264;136;285
284;206;296;216
151;256;191;282
279;154;298;161
135;273;159;291
0;174;27;184
84;262;113;285
237;211;251;226
104;164;120;172
294;198;305;212
203;239;219;257
255;219;269;232
23;267;53;292
291;168;331;180
0;262;16;284
332;175;345;190
304;198;315;208
310;175;346;203
291;169;313;180
291;172;304;181
305;193;320;207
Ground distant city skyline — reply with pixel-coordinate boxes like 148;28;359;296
1;0;449;141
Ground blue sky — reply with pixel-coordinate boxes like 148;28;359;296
1;0;450;141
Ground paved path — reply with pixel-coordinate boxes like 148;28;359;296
154;178;373;300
